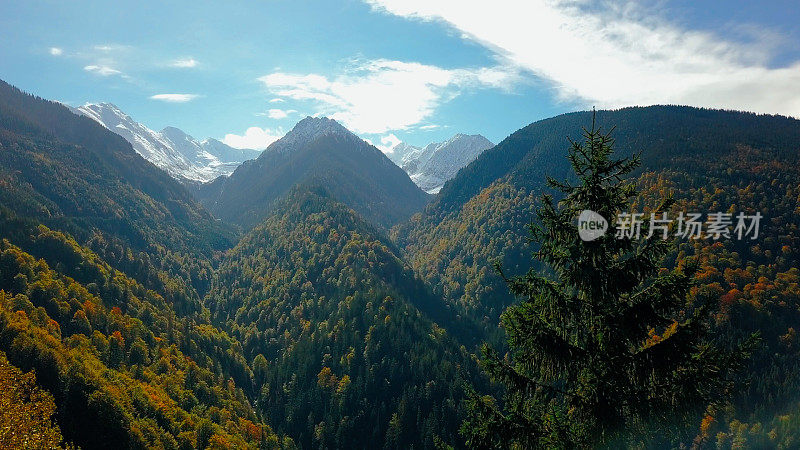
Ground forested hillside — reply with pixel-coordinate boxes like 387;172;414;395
2;76;800;448
393;106;800;332
0;81;233;254
0;81;481;449
0;81;289;448
394;106;800;445
637;142;800;445
0;80;235;301
205;188;488;448
0;230;284;448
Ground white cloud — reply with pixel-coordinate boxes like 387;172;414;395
377;133;403;154
223;127;284;150
49;47;63;56
84;65;122;76
269;98;286;103
365;0;800;117
93;44;131;53
149;93;200;103
258;59;518;134
265;108;297;119
171;58;198;68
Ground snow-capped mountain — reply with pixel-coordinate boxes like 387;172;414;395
385;142;421;167
267;116;356;154
196;116;429;229
69;103;261;183
386;134;494;194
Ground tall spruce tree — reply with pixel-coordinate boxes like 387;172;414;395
462;113;755;448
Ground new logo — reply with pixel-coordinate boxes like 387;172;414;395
577;210;608;242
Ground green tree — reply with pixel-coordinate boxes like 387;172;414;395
253;354;268;385
71;309;92;335
128;338;149;366
462;114;756;448
196;419;215;450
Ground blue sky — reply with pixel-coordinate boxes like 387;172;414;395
2;0;799;151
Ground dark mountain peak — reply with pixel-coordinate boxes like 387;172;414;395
265;116;355;155
291;115;351;136
196;115;429;230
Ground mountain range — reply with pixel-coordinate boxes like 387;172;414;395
70;102;491;196
386;134;493;193
2;76;800;448
393;106;800;324
196;116;431;229
69;103;261;183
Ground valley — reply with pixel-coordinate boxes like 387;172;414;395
1;79;799;448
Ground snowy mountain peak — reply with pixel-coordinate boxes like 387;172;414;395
391;133;493;194
81;102;125;115
289;116;353;139
160;126;191;140
70;103;260;183
201;137;222;146
440;133;489;149
385;142;421;166
75;103;137;129
266;116;356;155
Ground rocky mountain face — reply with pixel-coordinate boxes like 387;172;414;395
70;103;261;182
386;134;493;193
195;116;430;229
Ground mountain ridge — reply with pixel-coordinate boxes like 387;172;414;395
196;116;430;230
0;80;233;253
205;187;488;448
0;78;278;448
70;102;261;183
393;104;800;330
387;133;493;193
